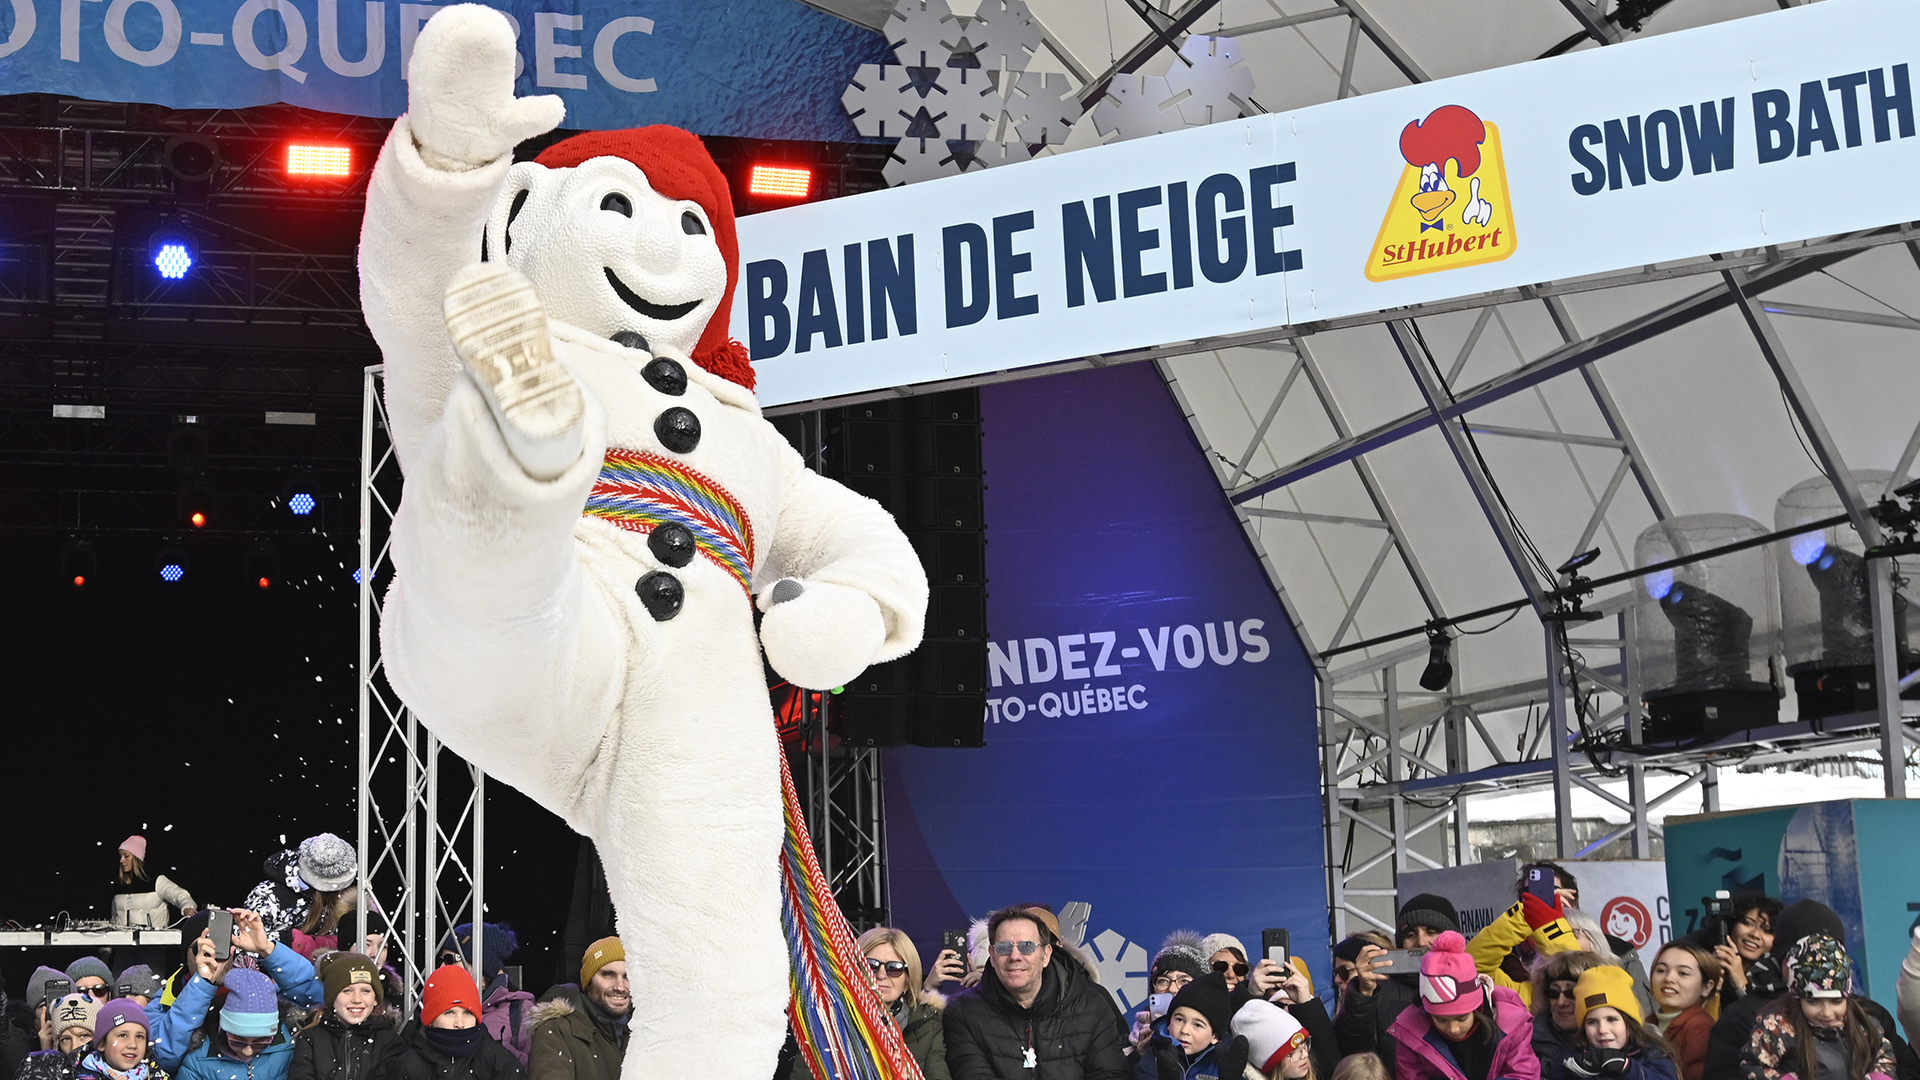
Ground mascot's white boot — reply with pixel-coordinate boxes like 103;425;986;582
359;8;929;1078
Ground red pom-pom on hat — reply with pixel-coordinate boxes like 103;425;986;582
535;127;755;393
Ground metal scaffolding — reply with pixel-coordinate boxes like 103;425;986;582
357;365;486;1009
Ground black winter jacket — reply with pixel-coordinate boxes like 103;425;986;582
1704;989;1920;1080
942;956;1128;1080
376;1021;523;1080
291;1013;409;1080
1333;973;1420;1077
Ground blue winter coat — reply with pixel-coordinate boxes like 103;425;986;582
173;1028;297;1080
1132;1040;1219;1080
149;947;322;1073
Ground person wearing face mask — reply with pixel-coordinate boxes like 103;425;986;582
1555;967;1677;1080
290;954;406;1080
856;928;950;1080
527;938;628;1080
17;995;101;1080
1143;973;1235;1080
381;967;523;1080
75;1001;153;1080
1386;932;1538;1080
1647;944;1721;1080
1740;935;1891;1080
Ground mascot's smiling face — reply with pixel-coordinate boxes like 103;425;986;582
486;155;728;360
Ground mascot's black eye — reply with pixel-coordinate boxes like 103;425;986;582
681;211;706;236
601;192;633;217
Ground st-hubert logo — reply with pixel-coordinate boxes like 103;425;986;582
1364;105;1516;281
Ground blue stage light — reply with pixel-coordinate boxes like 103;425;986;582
353;568;377;584
160;563;185;582
288;492;315;516
153;241;193;280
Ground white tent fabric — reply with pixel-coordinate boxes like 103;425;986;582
983;0;1920;697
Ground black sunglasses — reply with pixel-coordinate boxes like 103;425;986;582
866;959;909;976
1545;986;1577;1001
1212;960;1250;977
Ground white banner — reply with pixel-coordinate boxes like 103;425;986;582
1570;860;1673;975
733;0;1920;407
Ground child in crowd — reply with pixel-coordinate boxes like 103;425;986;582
385;966;524;1080
290;953;406;1080
1559;966;1677;1080
1386;931;1539;1080
1648;942;1721;1080
1332;1054;1391;1080
173;968;299;1080
1145;973;1236;1079
18;995;101;1080
1231;999;1314;1080
75;1000;153;1080
1742;934;1894;1080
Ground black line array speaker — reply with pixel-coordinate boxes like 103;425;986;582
771;391;987;749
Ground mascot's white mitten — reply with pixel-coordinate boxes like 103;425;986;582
407;4;565;172
443;263;586;480
758;578;888;690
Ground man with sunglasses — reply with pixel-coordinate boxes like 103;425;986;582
943;905;1128;1079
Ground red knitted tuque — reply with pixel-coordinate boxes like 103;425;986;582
535;127;755;391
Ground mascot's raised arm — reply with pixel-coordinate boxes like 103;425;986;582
358;6;931;1078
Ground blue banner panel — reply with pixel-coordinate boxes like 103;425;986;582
885;362;1328;1018
0;0;885;141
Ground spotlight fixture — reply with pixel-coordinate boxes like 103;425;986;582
747;164;812;199
155;544;189;582
62;537;97;588
148;226;197;281
288;492;315;516
1419;624;1453;692
1545;546;1606;623
162;134;219;182
286;142;352;177
245;544;278;590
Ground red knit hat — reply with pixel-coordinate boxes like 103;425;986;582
421;965;482;1026
535;127;754;391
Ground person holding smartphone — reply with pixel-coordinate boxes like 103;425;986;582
1334;894;1463;1075
148;909;323;1075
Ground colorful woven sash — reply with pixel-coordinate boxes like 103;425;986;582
779;751;926;1080
583;449;755;593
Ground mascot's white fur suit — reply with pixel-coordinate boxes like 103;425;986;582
361;7;929;1077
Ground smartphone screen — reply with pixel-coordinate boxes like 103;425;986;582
208;909;233;961
1262;928;1290;966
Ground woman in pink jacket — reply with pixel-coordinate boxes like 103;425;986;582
1388;932;1542;1080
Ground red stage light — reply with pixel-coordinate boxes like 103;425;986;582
72;575;85;588
287;143;352;177
258;576;271;589
190;511;207;528
748;165;811;199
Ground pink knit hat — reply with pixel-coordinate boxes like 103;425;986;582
1418;931;1484;1016
118;836;147;862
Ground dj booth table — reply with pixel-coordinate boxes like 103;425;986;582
0;930;182;947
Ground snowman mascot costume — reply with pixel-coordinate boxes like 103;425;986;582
360;7;929;1078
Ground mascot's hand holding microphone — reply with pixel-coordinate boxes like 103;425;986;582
360;6;930;1078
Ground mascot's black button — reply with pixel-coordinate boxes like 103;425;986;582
654;406;701;453
611;330;651;353
634;571;683;621
642;357;687;396
648;523;695;568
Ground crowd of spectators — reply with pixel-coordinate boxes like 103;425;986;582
10;837;1920;1080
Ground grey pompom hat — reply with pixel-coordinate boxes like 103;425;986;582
298;833;358;892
